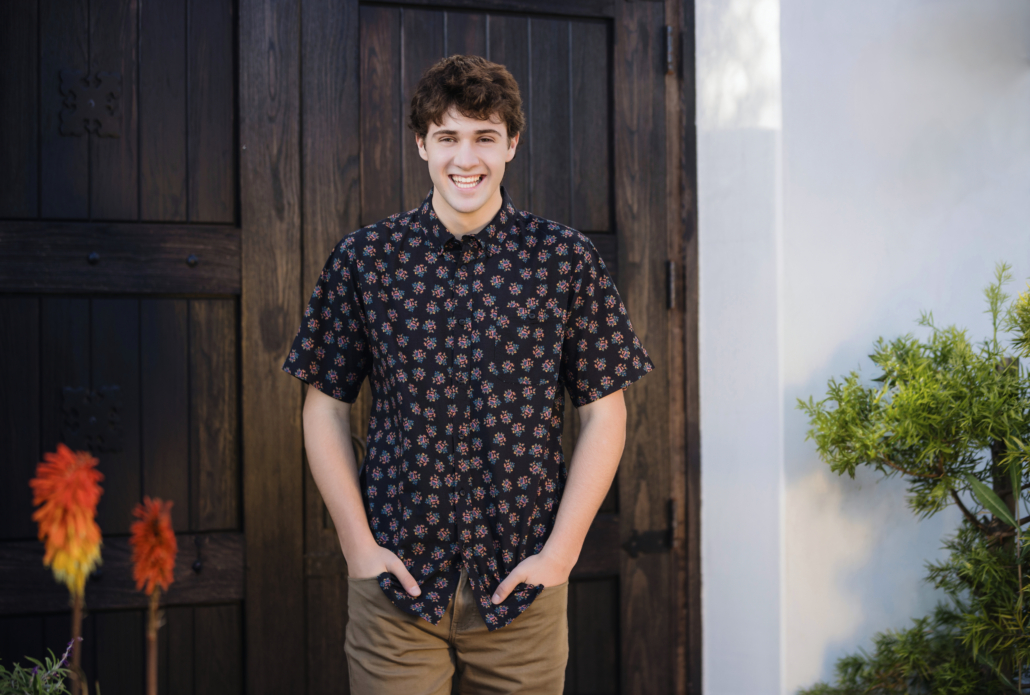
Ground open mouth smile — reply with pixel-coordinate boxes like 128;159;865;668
450;174;485;190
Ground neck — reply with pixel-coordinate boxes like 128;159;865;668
432;187;503;237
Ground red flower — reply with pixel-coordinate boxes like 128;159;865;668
129;497;178;596
29;444;104;598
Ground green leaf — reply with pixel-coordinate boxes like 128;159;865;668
964;474;1019;528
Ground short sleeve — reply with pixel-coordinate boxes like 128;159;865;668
281;235;371;403
559;235;654;407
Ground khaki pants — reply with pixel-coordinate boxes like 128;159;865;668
345;567;569;694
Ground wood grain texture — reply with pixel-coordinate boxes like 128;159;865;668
0;223;241;294
360;5;402;225
190;299;240;531
95;610;144;694
40;298;90;456
0;2;39;218
528;17;570;224
445;11;486;57
189;0;236;224
566;577;620;694
569;512;618;578
239;0;305;689
158;606;194;695
613;2;674;693
486;15;530;209
373;0;615;18
90;299;141;535
401;8;444;212
0;298;40;540
140;0;187;221
300;2;361;688
571;20;610;232
677;1;702;691
0;532;245;615
40;0;89;219
89;0;139;220
140;300;190;532
195;604;243;695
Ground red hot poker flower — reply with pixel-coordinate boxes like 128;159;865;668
129;497;178;596
29;444;104;598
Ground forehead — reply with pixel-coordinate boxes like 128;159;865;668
427;107;508;137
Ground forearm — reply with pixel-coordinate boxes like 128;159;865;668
539;392;627;572
302;388;376;560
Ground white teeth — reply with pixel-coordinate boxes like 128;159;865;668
451;175;482;189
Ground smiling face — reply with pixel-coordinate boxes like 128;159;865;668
416;108;520;236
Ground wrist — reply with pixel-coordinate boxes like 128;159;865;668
539;540;579;575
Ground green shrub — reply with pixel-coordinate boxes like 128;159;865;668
798;264;1030;694
0;641;72;695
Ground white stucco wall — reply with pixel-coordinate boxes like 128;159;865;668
696;1;1030;693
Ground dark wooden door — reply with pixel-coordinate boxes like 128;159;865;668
294;1;694;693
2;0;697;692
0;0;244;692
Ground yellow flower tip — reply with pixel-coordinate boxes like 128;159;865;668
29;445;104;595
130;496;178;596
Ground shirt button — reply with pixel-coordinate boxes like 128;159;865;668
459;487;468;497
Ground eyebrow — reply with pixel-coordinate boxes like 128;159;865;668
433;129;503;137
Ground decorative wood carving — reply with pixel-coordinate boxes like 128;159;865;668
62;385;123;453
58;69;122;137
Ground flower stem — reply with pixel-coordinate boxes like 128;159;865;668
147;589;161;695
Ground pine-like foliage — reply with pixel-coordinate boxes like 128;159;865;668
798;264;1030;694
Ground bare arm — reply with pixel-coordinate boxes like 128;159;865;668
303;386;421;595
491;388;627;602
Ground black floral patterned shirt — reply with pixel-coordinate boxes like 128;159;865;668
283;186;653;630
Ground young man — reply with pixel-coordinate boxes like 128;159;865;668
283;55;652;694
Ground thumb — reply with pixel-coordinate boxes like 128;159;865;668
388;557;421;597
491;570;524;605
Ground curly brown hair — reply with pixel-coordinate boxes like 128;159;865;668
408;55;525;143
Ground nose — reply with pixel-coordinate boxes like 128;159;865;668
453;139;478;169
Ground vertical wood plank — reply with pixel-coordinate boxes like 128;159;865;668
91;298;141;535
570;20;610;232
676;1;703;691
614;3;673;693
95;610;144;694
189;299;239;531
90;0;139;220
159;606;194;695
0;2;39;218
0;617;43;670
445;12;486;58
301;0;361;293
401;8;444;213
305;576;350;694
140;0;187;221
194;604;242;695
360;5;402;225
140;299;190;531
40;298;90;456
239;0;304;689
528;18;570;225
486;15;530;210
0;297;40;540
40;0;89;219
301;0;361;687
569;578;619;694
188;0;235;224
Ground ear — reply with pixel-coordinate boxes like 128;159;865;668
416;134;429;162
505;132;520;163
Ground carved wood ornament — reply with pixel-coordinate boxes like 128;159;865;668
59;70;122;137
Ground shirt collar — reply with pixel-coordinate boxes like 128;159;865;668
416;185;524;256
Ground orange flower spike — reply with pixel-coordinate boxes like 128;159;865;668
130;497;178;596
29;444;104;598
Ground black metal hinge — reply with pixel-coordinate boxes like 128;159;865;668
622;499;676;558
